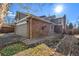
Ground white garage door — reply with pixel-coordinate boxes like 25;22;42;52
15;24;27;37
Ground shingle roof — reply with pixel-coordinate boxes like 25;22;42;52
15;12;65;25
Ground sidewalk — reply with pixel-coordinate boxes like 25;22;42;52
22;36;54;45
21;34;62;45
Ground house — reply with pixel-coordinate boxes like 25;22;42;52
15;12;55;39
40;15;67;33
53;15;66;33
0;24;15;33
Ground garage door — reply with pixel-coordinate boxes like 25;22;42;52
15;24;27;37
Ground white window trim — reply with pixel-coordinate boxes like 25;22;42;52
16;21;27;25
16;16;29;23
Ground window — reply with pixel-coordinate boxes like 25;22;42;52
58;19;61;24
41;25;46;30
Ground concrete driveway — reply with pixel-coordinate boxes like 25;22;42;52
0;33;62;48
0;33;26;48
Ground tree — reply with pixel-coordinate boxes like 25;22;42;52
69;23;73;29
76;18;79;34
18;3;50;16
68;23;74;34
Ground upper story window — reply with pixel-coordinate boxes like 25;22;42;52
58;19;62;24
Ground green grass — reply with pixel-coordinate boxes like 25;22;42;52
0;42;28;56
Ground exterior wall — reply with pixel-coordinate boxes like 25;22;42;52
31;18;53;38
15;18;28;37
54;25;62;33
15;15;54;39
0;26;15;33
15;24;27;37
51;15;66;33
58;15;66;33
49;24;54;35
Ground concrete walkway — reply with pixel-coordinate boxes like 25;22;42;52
0;33;62;48
22;35;58;45
0;33;22;48
74;35;79;38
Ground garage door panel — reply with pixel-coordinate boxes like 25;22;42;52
16;24;27;37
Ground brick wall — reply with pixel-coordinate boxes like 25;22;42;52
15;15;54;39
31;18;52;38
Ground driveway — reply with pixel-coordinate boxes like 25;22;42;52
0;33;62;48
0;33;26;48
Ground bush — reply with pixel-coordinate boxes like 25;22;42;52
0;42;28;56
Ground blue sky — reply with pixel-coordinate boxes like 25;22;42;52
6;3;79;25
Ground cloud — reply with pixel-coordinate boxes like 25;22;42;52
7;11;15;18
8;11;13;14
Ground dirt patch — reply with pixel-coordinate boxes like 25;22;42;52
14;44;63;56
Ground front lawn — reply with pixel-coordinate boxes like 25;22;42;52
0;42;28;56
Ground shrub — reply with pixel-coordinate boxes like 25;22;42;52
0;42;28;56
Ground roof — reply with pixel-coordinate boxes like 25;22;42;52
40;15;64;24
28;15;53;24
43;15;66;24
15;12;65;25
29;16;63;25
2;24;12;27
15;12;54;24
15;11;35;20
15;12;27;20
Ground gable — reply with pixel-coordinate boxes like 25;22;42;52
15;12;27;20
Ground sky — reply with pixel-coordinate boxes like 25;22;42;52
5;3;79;26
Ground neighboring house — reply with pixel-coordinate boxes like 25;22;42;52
0;24;15;33
15;12;55;39
40;15;67;33
53;15;66;33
